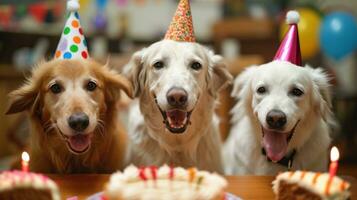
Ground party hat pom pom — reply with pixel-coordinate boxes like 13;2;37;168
286;10;300;24
67;0;80;12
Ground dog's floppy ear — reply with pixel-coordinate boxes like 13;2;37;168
6;81;40;115
208;54;233;97
230;66;259;123
123;49;146;97
231;66;257;99
307;66;333;122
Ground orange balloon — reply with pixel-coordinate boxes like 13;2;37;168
280;8;321;59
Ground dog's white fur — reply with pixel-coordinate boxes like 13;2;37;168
224;61;334;175
124;40;232;173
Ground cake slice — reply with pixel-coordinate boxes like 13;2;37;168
273;171;350;200
105;165;227;200
0;170;60;200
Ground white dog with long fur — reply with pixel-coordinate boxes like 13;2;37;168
224;61;334;175
124;40;232;173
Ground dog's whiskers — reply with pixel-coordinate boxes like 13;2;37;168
43;120;56;134
96;119;105;137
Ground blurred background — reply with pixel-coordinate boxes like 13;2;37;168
0;0;356;176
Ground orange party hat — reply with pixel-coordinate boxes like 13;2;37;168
164;0;195;42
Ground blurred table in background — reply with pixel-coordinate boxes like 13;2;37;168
213;17;278;62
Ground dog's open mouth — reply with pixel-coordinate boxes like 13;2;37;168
154;95;193;134
160;109;192;134
66;134;92;154
57;126;92;154
261;121;299;162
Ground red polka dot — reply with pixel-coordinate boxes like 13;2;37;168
79;28;83;35
81;51;88;59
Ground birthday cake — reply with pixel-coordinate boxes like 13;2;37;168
105;165;227;200
0;170;60;200
273;171;350;200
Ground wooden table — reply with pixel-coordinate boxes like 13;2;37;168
48;175;356;200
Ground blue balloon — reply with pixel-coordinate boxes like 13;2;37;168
320;12;357;60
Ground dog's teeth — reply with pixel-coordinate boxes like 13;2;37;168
183;117;187;124
167;117;173;125
166;115;188;129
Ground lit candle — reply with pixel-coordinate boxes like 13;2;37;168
21;151;30;172
329;146;339;177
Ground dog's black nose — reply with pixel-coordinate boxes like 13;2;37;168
68;112;89;132
266;110;287;129
166;87;188;107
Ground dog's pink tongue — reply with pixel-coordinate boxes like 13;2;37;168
68;135;90;152
262;130;288;162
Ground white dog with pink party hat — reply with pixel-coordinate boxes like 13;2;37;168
224;11;335;175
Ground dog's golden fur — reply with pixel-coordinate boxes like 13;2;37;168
6;59;132;173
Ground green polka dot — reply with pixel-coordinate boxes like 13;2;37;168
70;45;78;53
64;27;70;35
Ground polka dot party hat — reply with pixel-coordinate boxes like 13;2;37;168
164;0;195;42
55;0;89;60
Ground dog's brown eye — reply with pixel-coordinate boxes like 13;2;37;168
191;62;202;70
86;81;97;91
153;61;164;69
257;86;266;94
50;83;62;94
290;88;304;97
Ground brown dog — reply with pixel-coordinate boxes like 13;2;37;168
6;59;132;173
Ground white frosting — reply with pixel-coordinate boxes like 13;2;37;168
273;171;350;200
106;165;227;200
286;10;300;24
0;171;60;200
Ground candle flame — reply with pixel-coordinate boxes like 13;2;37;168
330;146;339;162
21;151;30;162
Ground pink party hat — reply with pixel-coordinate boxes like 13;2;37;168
274;10;302;66
55;0;89;60
165;0;195;42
